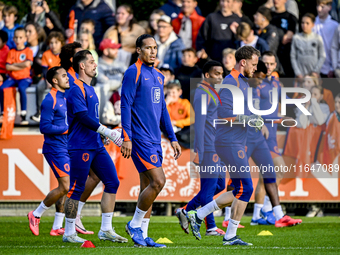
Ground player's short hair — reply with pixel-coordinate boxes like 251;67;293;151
73;50;92;74
302;13;316;23
167;80;182;90
46;31;65;46
182;47;196;55
46;66;65;86
202;60;223;76
60;42;82;71
235;46;260;63
136;34;155;49
2;5;18;16
262;51;276;59
14;27;26;35
0;30;8;43
81;18;95;28
317;0;332;6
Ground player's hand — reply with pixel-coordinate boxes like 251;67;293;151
171;141;182;160
97;126;123;147
121;141;132;159
261;124;269;139
101;135;111;146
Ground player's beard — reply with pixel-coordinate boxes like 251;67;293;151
244;69;254;79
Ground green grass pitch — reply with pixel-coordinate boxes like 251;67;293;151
1;216;340;254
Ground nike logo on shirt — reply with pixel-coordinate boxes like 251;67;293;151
145;78;149;80
90;95;93;98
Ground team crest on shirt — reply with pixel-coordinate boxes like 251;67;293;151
178;109;184;115
212;154;219;163
274;146;280;154
152;87;161;103
82;153;90;162
238;150;245;159
150;154;158;163
64;164;70;172
158;77;163;85
19;53;26;61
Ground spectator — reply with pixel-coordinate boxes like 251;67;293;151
253;6;279;54
160;0;202;19
236;22;270;54
0;2;5;30
65;0;115;47
2;5;22;50
104;4;145;54
0;30;8;82
25;22;47;84
222;48;236;75
31;32;65;122
79;19;95;35
195;0;241;63
313;0;338;78
290;13;326;79
155;15;185;69
296;85;330;129
174;47;202;100
264;0;299;20
159;63;175;95
78;30;98;64
172;0;205;49
331;0;340;21
232;0;254;27
271;0;298;77
166;81;193;129
331;24;340;82
148;9;165;35
97;38;128;123
0;27;33;125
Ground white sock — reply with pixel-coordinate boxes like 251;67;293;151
130;207;147;228
64;217;76;236
224;207;231;221
101;212;113;231
197;200;220;220
52;212;65;230
262;196;273;212
273;205;284;221
253;203;264;220
207;227;218;231
33;201;50;218
77;201;85;216
224;218;240;240
141;218;150;239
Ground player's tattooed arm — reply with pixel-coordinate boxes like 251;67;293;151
65;197;79;218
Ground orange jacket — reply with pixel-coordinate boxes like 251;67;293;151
167;98;194;128
172;10;205;49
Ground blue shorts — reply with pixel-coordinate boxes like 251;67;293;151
67;147;119;200
216;145;253;202
44;152;70;179
266;137;281;158
131;139;163;173
246;139;276;183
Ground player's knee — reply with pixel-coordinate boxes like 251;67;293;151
103;179;120;194
59;179;70;195
150;177;165;193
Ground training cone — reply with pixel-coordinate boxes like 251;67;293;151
257;230;273;236
156;237;173;243
81;240;96;248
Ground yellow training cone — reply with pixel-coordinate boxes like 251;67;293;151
156;237;173;243
257;230;273;236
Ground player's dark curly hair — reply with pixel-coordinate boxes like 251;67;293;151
202;60;223;76
73;50;92;74
60;42;82;71
46;66;65;86
136;34;155;49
